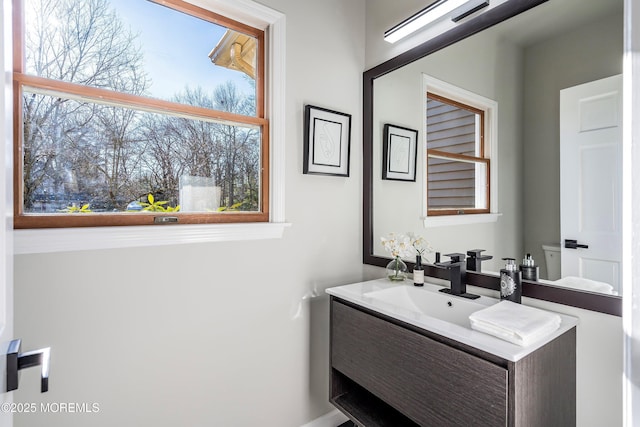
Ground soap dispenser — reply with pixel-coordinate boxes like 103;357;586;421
519;253;539;281
500;258;522;303
413;255;424;287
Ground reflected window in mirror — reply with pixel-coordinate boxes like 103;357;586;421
422;75;498;222
426;93;489;215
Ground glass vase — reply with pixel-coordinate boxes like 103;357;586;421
386;256;408;281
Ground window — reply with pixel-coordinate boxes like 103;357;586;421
423;75;497;219
426;93;488;215
13;0;268;228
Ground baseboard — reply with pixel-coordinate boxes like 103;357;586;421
300;409;348;427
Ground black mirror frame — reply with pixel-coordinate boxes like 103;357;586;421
362;0;622;316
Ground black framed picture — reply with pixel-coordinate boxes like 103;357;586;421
303;105;351;176
382;124;418;181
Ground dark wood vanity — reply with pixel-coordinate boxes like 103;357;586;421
329;297;576;427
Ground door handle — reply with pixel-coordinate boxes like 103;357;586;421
565;239;589;249
6;339;50;393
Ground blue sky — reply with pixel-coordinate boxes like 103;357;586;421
108;0;254;101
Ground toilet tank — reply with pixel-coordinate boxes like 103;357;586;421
542;244;562;280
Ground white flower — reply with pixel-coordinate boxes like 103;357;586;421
380;232;415;258
407;232;433;256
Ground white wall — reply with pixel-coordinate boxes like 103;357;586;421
12;0;365;426
527;297;623;427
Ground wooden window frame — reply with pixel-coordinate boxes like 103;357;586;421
426;92;490;216
12;0;268;229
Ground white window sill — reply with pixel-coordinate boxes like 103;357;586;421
14;222;291;255
422;213;502;228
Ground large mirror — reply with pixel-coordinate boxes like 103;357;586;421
364;0;623;315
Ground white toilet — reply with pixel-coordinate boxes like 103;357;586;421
542;244;562;280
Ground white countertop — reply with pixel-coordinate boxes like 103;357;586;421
326;278;579;362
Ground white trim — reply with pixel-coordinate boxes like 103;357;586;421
1;0;15;342
267;11;287;223
299;410;348;427
422;212;501;228
421;74;499;227
14;222;291;254
623;0;640;424
185;0;283;30
14;0;288;254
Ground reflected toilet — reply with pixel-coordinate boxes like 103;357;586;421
542;244;562;280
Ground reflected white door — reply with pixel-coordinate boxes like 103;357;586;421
560;74;622;293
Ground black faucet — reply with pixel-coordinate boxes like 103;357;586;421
466;249;493;272
436;253;481;300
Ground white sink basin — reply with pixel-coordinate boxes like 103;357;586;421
326;279;578;362
363;285;493;327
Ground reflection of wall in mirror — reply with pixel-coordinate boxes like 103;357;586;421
372;26;523;271
372;9;623;278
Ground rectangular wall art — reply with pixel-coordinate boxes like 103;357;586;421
382;124;418;181
303;105;352;177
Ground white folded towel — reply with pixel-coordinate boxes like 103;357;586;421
468;301;562;347
553;276;615;295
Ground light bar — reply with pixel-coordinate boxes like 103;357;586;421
451;0;489;23
384;0;472;44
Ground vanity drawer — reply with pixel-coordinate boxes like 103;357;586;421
331;300;508;427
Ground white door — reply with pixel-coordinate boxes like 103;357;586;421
1;2;51;425
560;74;622;293
0;0;14;423
0;183;12;427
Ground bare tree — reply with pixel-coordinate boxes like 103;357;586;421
20;0;261;213
24;0;147;91
211;82;259;209
138;113;186;206
22;0;148;210
138;83;260;210
172;88;217;179
92;106;149;209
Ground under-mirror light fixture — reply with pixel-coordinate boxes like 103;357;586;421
384;0;477;43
